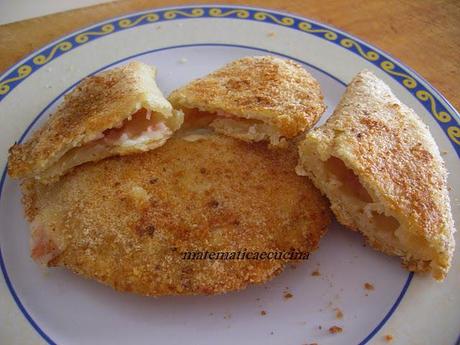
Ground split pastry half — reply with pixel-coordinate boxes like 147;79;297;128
168;56;326;145
297;70;455;280
8;61;183;183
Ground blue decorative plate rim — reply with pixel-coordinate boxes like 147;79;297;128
0;4;455;345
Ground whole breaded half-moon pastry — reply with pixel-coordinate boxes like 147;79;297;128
8;61;183;183
22;133;330;296
168;56;326;146
297;70;455;280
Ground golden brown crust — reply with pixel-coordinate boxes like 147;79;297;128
8;61;183;181
298;70;455;280
168;56;326;139
23;134;330;296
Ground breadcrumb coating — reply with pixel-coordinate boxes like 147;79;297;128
168;56;326;143
23;133;330;296
297;70;455;280
8;61;183;182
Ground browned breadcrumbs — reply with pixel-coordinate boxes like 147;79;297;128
311;269;321;276
328;326;343;334
260;310;267;316
334;308;344;320
364;282;375;290
284;292;294;299
383;334;393;342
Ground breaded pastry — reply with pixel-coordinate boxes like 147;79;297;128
297;70;455;280
22;133;330;296
8;61;183;183
168;56;326;145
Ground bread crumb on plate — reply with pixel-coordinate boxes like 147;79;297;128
328;326;343;334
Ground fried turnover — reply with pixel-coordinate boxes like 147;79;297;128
22;133;330;296
168;56;326;146
8;61;183;183
297;70;455;280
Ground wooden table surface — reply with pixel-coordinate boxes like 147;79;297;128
0;0;459;111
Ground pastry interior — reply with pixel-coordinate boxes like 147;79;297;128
302;154;438;271
179;108;284;145
40;108;171;180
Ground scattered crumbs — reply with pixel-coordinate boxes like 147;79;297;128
223;313;232;320
383;334;393;342
270;331;274;335
45;85;52;89
311;269;321;276
156;25;162;30
260;310;267;316
178;57;188;64
364;282;374;291
441;150;448;156
267;31;275;37
256;297;260;301
328;326;343;334
284;292;293;300
365;293;369;297
334;308;343;320
208;312;214;316
318;325;322;330
448;187;452;192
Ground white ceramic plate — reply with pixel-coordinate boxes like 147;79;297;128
0;5;459;345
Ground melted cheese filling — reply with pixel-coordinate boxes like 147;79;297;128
100;108;169;147
181;108;283;144
322;156;434;262
40;108;170;180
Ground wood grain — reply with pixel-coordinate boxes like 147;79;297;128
0;0;459;110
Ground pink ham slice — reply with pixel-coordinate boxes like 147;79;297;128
30;220;61;265
102;108;165;144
